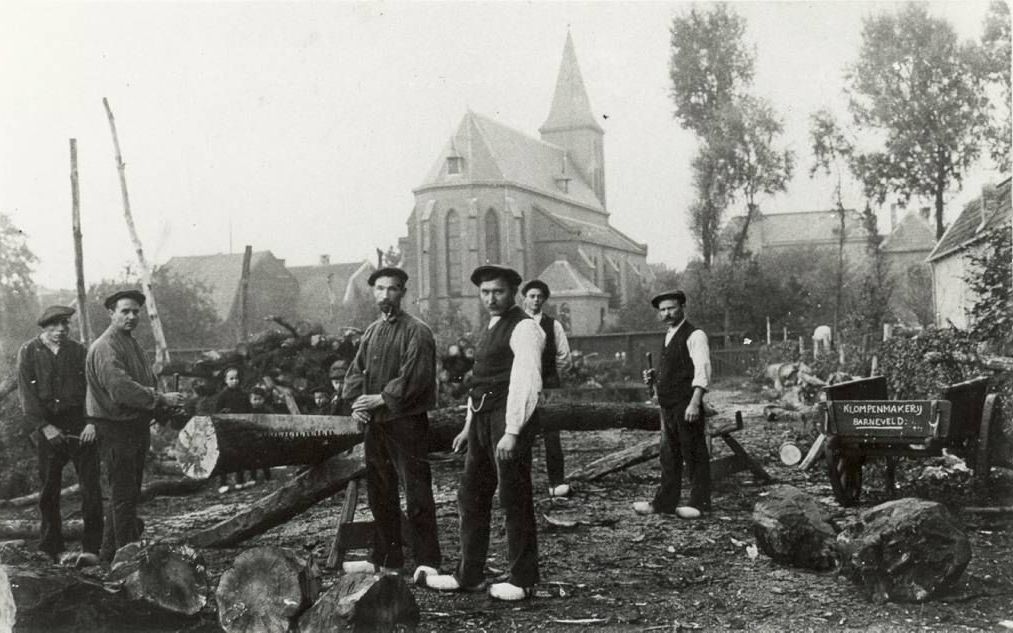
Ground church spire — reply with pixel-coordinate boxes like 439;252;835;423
540;31;603;134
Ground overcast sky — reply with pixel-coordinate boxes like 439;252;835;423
0;1;1000;291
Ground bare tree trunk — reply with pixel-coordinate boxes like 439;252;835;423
69;139;91;344
238;245;252;344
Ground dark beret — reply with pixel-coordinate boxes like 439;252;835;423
103;289;146;310
368;267;409;287
650;289;686;308
521;279;550;298
309;384;332;395
470;264;522;287
37;305;76;327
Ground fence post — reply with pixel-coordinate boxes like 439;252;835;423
766;317;771;345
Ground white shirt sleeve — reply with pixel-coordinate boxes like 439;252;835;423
686;329;712;392
505;318;545;434
553;320;571;371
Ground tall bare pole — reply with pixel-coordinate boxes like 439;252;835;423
102;98;171;370
69;139;92;344
238;245;253;344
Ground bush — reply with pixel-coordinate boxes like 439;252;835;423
877;328;977;399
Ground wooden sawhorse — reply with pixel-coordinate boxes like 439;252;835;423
708;411;774;483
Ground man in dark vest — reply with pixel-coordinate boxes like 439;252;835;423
521;279;572;497
420;264;545;601
634;289;713;519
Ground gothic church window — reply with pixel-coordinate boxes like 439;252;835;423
445;210;462;296
484;208;501;263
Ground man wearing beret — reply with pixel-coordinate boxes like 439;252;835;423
521;279;572;498
342;267;442;578
634;290;713;519
86;290;186;561
421;265;545;601
17;305;102;564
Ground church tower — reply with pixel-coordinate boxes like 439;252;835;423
539;32;606;208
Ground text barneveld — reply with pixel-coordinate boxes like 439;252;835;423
831;400;937;438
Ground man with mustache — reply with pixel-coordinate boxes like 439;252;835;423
420;264;544;601
342;267;441;578
17;305;102;564
86;290;186;561
633;289;713;519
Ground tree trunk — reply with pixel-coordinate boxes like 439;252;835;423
175;414;363;479
184;447;365;548
0;520;82;541
298;572;419;633
215;546;321;633
107;542;209;616
568;437;660;482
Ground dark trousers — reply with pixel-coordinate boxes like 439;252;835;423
364;411;441;569
457;406;539;588
96;419;150;561
530;410;565;487
37;429;103;556
652;402;711;513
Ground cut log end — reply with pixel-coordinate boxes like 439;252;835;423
216;546;321;633
175;415;219;480
109;542;209;616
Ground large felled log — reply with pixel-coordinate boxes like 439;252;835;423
175;414;362;479
836;498;971;603
568;437;659;481
752;485;837;571
184;446;365;548
107;541;209;616
216;546;321;633
0;485;80;509
0;520;82;541
298;572;419;633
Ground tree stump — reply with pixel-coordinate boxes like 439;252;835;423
298;572;419;633
216;546;321;633
107;541;210;616
835;498;972;603
752;485;837;570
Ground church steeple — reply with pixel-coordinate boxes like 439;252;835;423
539;32;606;207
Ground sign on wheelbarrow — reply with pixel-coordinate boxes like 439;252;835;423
829;400;950;439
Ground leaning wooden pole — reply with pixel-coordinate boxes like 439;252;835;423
69;139;91;344
238;245;252;344
102;97;170;371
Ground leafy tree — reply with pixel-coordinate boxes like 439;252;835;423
421;299;474;356
966;226;1013;351
0;213;40;364
842;206;893;340
981;0;1012;171
85;268;221;351
688;146;732;268
896;263;935;327
846;3;991;239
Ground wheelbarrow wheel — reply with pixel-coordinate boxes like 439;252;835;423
826;446;863;507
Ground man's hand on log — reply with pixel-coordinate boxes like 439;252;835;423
352;409;370;430
79;423;96;444
159;392;186;408
496;433;518;461
352;394;384;412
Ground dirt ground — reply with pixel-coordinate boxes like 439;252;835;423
6;378;1013;632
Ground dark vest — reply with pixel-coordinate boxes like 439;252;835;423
538;314;560;389
656;321;698;407
467;305;531;408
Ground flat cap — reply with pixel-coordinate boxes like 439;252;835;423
103;289;146;310
521;279;550;298
470;264;522;287
368;267;408;286
329;359;350;378
650;289;686;308
37;305;75;327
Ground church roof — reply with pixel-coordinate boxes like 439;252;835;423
162;251;291;321
540;32;603;134
928;177;1011;262
536;209;647;254
535;258;607;298
419;111;604;212
880;211;936;254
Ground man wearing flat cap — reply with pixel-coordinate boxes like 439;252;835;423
86;289;186;561
521;279;572;498
342;267;442;578
421;264;545;601
634;289;713;519
17;305;102;563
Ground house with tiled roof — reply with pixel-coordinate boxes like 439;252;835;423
287;257;375;328
399;33;650;334
161;250;299;344
928;178;1012;328
721;208;871;261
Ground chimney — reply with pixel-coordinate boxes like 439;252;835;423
319;254;330;266
919;206;931;222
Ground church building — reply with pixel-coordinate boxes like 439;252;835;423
399;33;651;335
